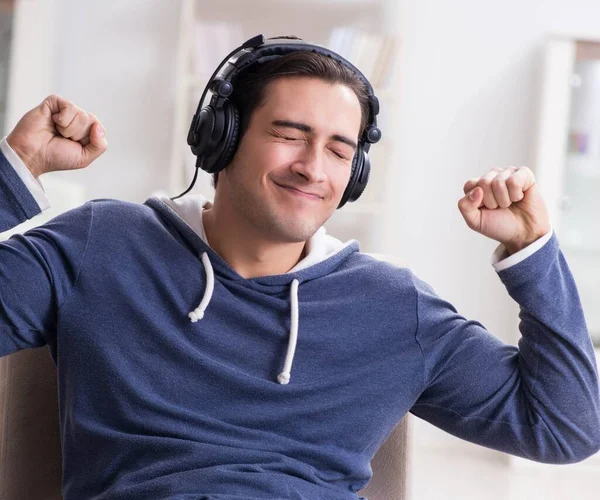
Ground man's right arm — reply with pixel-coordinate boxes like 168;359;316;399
0;144;94;357
1;95;106;357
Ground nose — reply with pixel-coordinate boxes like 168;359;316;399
289;143;327;184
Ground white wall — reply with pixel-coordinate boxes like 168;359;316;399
6;0;181;203
391;0;600;330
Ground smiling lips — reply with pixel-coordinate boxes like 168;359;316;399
275;182;323;200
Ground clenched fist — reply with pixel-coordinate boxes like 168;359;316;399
6;94;107;179
457;166;552;255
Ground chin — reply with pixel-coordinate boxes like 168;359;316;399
270;215;322;243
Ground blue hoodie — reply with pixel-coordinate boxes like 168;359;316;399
1;136;599;500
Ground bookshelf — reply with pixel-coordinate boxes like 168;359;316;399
168;0;402;254
510;35;600;469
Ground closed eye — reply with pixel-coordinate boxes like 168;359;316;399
330;148;349;160
269;130;303;142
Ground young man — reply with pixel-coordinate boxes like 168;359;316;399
1;47;599;500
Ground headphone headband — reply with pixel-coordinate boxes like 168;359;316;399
196;35;381;145
177;34;383;208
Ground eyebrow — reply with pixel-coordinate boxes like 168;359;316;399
271;120;358;150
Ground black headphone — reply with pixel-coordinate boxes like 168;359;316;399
171;34;382;208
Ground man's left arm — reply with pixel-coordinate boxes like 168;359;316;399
409;166;600;464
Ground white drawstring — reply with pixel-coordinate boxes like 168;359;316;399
188;252;300;385
278;278;300;385
188;252;214;323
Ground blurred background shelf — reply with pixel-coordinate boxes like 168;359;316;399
536;37;600;356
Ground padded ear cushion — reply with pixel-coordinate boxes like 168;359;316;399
203;102;240;174
217;103;240;171
354;153;371;200
339;149;361;208
338;147;370;208
189;107;215;158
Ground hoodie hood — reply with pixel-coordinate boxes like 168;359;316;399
143;193;360;385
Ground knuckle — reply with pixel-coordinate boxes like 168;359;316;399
463;177;477;189
518;165;531;176
523;166;535;179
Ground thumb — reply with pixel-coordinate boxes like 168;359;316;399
81;121;107;167
458;186;483;231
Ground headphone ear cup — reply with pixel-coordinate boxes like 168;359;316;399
203;101;240;174
338;147;370;208
188;107;216;158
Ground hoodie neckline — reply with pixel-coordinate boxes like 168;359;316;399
144;195;360;288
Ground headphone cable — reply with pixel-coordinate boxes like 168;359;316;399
169;39;258;201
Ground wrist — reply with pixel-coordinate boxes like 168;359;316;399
503;226;551;255
6;134;42;179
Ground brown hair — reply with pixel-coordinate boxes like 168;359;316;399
211;50;371;188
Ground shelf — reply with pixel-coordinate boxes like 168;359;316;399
195;0;383;14
186;73;397;98
245;0;382;5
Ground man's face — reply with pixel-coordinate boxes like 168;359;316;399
218;76;362;243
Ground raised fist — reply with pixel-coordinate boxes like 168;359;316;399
458;166;551;255
6;94;107;178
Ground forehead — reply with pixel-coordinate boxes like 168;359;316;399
257;77;363;138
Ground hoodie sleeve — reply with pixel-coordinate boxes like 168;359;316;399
0;146;92;357
0;136;51;225
409;232;600;464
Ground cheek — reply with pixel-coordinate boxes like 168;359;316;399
327;160;352;191
266;142;302;164
234;142;287;182
328;162;353;195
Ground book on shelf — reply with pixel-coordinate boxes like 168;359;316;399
327;26;399;89
190;22;399;93
191;21;245;82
